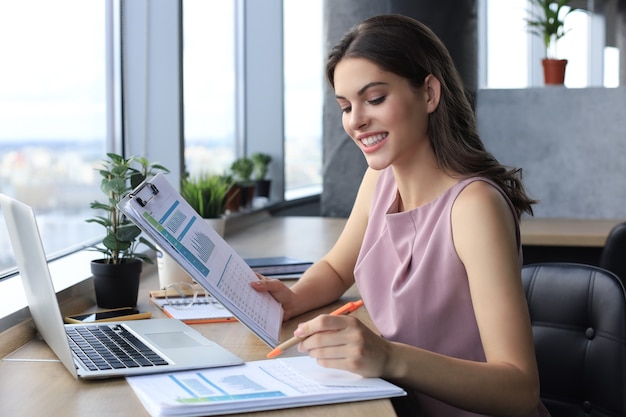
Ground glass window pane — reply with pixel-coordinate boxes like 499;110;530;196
0;0;107;274
486;0;529;88
283;0;323;199
558;9;589;88
182;0;236;179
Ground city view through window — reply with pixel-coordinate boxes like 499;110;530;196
0;1;107;273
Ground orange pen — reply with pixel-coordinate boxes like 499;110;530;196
266;299;364;359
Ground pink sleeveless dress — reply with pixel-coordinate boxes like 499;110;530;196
354;167;550;417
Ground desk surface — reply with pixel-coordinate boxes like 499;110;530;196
0;215;395;417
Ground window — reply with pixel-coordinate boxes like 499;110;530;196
283;0;323;199
182;0;237;179
0;0;114;275
182;0;323;201
481;0;620;88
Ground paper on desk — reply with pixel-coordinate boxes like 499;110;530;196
118;173;283;346
126;356;406;417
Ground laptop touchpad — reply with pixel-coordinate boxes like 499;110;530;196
145;332;202;349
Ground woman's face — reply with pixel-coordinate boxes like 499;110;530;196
333;57;433;171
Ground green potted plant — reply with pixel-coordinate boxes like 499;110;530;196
251;152;272;199
526;0;583;85
181;172;234;234
230;156;255;209
86;152;169;308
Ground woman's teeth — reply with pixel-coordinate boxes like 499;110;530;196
361;133;386;147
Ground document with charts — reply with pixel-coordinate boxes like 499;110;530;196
126;356;406;417
118;173;283;347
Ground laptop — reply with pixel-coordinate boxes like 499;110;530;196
0;193;243;379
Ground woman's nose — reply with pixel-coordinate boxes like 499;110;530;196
348;105;368;131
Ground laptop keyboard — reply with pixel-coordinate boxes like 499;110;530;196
66;324;169;371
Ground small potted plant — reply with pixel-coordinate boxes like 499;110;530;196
181;172;234;234
86;152;169;308
526;0;583;85
251;152;272;199
230;156;255;209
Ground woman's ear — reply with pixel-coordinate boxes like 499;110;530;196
424;74;441;113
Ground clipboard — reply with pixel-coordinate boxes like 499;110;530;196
118;173;283;347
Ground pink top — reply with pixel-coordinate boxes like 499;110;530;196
354;167;549;417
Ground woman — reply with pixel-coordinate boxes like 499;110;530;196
252;14;549;417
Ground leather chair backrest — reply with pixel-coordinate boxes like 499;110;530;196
599;222;626;287
522;263;626;417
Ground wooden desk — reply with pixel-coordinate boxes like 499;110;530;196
0;216;396;417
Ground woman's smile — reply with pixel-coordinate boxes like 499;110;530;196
358;132;389;152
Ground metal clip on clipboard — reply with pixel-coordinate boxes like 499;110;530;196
129;181;159;207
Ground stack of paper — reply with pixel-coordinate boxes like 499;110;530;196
126;356;406;417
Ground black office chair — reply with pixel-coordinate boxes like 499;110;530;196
521;263;626;417
599;222;626;286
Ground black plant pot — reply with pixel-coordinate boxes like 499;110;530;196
91;258;142;308
255;179;271;199
239;184;256;209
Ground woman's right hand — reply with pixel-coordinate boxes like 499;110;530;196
250;274;299;321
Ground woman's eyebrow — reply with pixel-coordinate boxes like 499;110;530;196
335;81;388;100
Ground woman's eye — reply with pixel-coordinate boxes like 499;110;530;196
340;106;352;114
366;96;385;105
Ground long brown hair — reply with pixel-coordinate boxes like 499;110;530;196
326;14;535;217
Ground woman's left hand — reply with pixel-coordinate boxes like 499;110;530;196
293;314;391;378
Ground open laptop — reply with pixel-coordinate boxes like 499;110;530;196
0;193;243;379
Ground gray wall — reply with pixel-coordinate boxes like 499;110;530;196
477;87;626;220
321;0;478;217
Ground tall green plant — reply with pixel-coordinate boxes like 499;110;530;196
86;153;169;264
526;0;582;58
181;173;233;218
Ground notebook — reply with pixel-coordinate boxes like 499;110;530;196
148;289;237;324
0;193;243;379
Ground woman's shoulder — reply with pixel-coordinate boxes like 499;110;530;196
453;178;512;221
452;179;518;251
